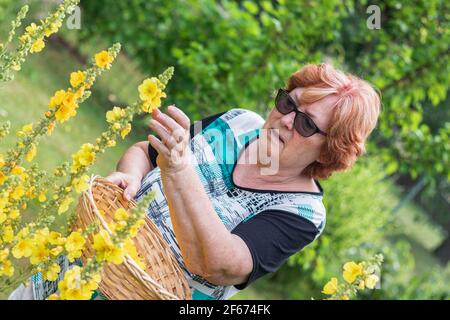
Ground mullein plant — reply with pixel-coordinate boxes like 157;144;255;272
0;1;174;299
321;254;384;300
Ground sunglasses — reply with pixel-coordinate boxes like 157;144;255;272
275;89;328;137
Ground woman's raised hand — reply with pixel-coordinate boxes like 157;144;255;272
148;105;191;175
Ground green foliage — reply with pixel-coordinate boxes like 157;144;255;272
287;155;393;283
79;0;450;185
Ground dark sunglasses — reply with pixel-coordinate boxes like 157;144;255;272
275;89;327;137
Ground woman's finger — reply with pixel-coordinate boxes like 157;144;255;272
148;134;170;157
167;105;191;130
149;119;177;149
152;107;183;133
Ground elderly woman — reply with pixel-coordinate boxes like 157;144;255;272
10;63;380;300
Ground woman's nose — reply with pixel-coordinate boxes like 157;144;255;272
280;112;296;130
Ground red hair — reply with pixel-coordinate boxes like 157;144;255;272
286;63;381;180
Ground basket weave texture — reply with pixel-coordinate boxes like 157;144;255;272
73;176;191;300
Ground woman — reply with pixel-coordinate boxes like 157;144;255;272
10;63;381;300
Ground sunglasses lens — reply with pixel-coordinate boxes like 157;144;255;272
276;91;294;114
295;114;316;137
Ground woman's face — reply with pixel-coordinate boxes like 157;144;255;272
259;87;337;174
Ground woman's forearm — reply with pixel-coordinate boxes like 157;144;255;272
160;164;240;277
116;142;152;180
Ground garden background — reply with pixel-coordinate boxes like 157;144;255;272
0;0;449;299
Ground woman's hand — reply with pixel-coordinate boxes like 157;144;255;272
148;105;191;175
105;171;142;201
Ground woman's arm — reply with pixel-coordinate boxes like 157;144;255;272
106;141;153;201
149;106;253;286
160;165;253;286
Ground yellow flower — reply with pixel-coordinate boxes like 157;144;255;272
0;172;7;185
341;295;350;300
0;248;9;262
129;219;145;237
364;274;379;289
120;123;132;139
48;90;66;109
106;106;126;123
47;122;56;136
106;139;116;147
22;123;33;133
138;78;159;101
95;50;113;69
58;197;74;214
25;23;38;36
11;166;25;175
2;225;14;243
70;71;85;88
322;277;339;295
114;208;129;221
0;260;14;277
47;294;60;300
26;143;37;162
343;261;363;284
12;239;33;258
92;229;124;264
55;102;77;123
123;238;146;270
38;191;47;203
30;39;45;53
72;175;89;193
50;246;64;256
0;154;4;168
141;91;166;113
30;244;49;265
43;263;61;281
9;209;20;220
71;144;96;173
10;185;25;200
0;212;6;224
65;231;85;254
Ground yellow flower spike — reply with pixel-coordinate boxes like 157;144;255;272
322;277;339;295
364;274;379;289
343;261;364;284
70;71;85;88
30;39;45;53
95;50;113;69
26;143;37;162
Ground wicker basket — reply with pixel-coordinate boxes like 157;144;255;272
73;175;191;300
